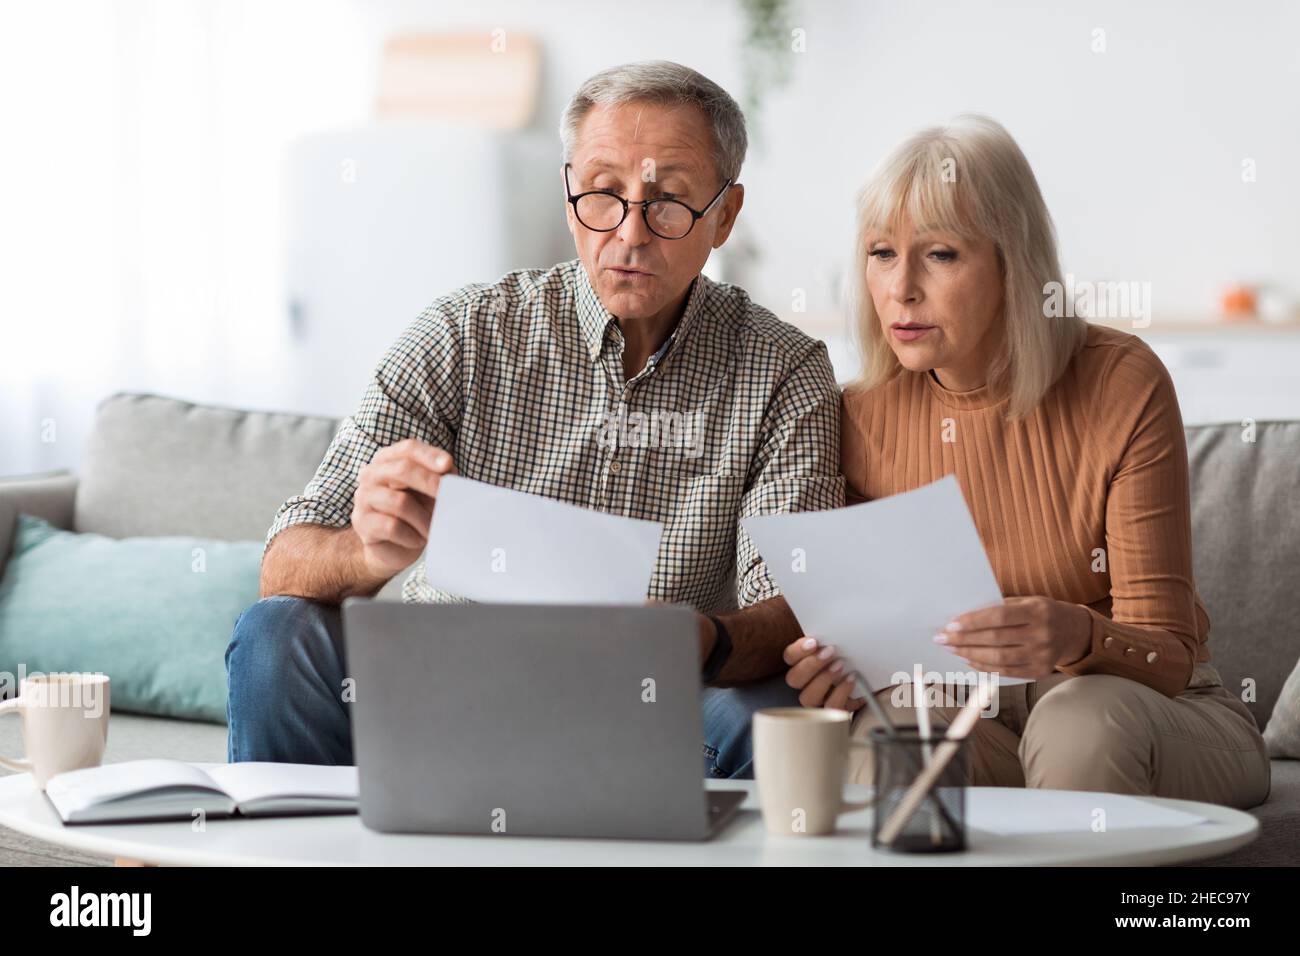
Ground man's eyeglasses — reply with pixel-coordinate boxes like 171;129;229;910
564;164;732;240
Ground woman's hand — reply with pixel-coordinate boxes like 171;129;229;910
936;596;1092;679
782;636;866;712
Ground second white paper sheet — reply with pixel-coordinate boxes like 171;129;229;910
742;475;1025;692
422;475;664;605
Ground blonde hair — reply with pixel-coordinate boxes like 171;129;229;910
847;114;1085;419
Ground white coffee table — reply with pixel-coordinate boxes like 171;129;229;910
0;773;1258;866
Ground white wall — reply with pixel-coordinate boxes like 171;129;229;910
1;0;373;474
356;0;1300;317
3;0;1298;475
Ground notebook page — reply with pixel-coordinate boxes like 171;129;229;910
45;760;222;817
205;762;359;806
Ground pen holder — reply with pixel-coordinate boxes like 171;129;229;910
869;728;968;853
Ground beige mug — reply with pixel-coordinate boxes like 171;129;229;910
753;707;873;836
0;673;110;789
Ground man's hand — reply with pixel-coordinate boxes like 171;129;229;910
937;596;1092;679
638;596;802;685
351;438;456;580
782;636;865;712
644;600;717;667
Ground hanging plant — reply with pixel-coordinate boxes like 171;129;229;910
739;0;797;146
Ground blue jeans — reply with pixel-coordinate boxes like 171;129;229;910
225;596;800;778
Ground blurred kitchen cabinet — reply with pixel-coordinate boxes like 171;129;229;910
1139;328;1300;425
281;124;570;417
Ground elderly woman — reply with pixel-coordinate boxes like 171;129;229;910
784;115;1270;807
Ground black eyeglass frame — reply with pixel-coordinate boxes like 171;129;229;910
563;163;733;240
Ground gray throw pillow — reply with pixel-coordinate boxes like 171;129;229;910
1263;655;1300;758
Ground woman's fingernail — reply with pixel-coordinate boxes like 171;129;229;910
946;621;963;632
830;660;844;675
801;637;817;651
818;645;836;661
932;633;948;644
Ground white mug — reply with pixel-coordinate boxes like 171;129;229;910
0;673;110;789
753;707;872;836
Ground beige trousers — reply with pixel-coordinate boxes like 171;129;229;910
846;664;1272;810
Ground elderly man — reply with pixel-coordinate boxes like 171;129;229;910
226;61;846;777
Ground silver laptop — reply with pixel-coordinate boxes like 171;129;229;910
341;600;746;840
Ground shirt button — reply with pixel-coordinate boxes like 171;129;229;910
1146;652;1158;663
609;459;621;474
1102;637;1114;649
1123;646;1135;655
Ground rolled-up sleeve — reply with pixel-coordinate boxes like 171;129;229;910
735;341;845;608
264;302;465;555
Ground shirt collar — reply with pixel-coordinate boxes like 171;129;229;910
573;260;711;364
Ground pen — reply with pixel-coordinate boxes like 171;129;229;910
913;664;943;846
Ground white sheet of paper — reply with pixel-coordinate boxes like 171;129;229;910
966;788;1207;835
742;475;1022;692
422;475;664;605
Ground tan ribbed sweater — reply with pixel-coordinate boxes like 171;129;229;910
841;324;1208;698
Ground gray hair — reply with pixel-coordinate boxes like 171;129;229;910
559;60;747;183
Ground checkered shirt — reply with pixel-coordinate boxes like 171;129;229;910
266;258;844;609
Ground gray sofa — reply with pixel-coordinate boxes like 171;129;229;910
1;392;1297;865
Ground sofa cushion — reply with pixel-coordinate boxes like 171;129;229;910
1187;421;1300;728
1264;657;1300;758
1177;759;1300;867
0;514;261;723
75;393;339;542
0;472;77;585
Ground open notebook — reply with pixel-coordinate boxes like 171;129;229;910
45;760;358;824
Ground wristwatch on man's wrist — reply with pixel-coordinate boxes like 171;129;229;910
700;613;733;683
